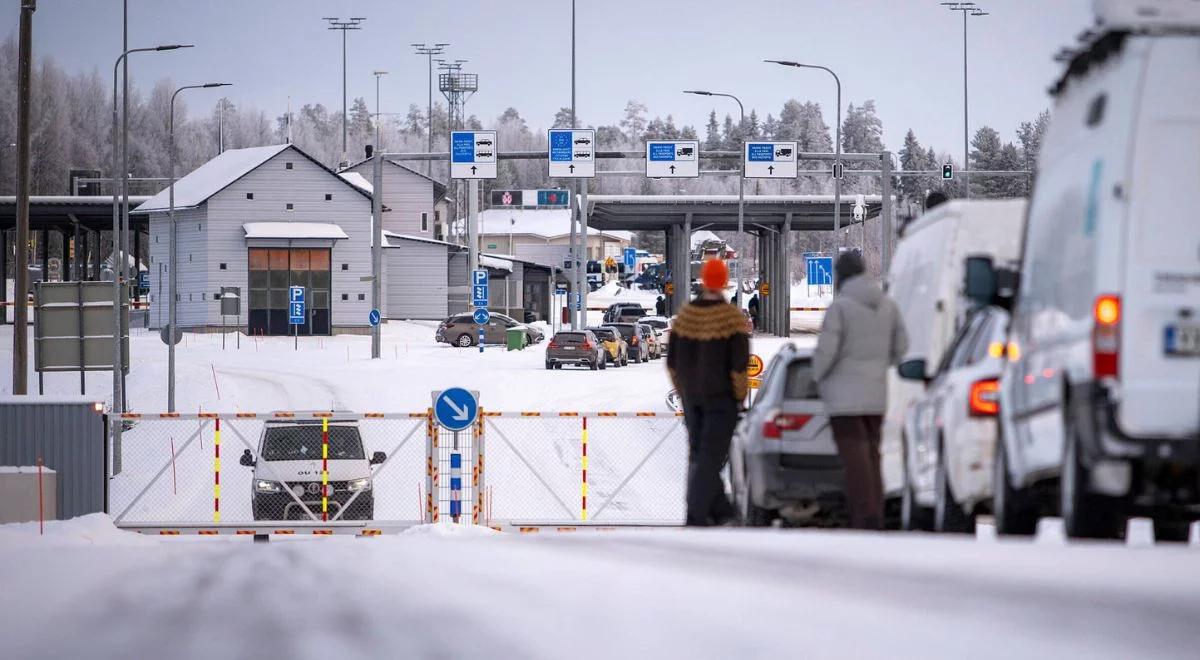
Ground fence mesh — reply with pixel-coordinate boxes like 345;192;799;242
109;414;427;525
482;414;686;526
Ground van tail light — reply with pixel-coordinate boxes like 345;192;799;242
968;379;1000;417
1092;294;1120;379
762;412;813;439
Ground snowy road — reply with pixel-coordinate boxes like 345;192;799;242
3;516;1198;660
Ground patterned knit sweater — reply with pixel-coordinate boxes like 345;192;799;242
666;298;750;402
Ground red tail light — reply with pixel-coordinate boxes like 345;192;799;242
968;379;1000;416
548;340;558;349
1092;294;1120;379
582;341;593;350
762;412;812;439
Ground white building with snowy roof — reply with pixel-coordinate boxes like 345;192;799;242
476;208;633;269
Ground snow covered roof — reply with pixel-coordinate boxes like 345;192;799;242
339;171;372;194
136;144;371;213
243;222;349;240
690;230;721;249
478;208;634;242
479;254;513;272
382;230;456;248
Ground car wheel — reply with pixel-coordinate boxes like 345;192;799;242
545;362;553;370
589;360;598;371
1060;410;1123;540
1154;519;1191;543
992;426;1038;536
554;364;562;370
622;356;628;366
900;435;933;531
456;333;474;348
933;438;975;534
739;466;775;527
599;358;607;370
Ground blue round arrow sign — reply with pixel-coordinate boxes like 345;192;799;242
368;309;381;326
473;308;490;325
434;387;478;432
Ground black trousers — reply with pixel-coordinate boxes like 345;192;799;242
682;396;738;526
830;415;885;530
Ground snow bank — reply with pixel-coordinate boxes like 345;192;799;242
0;513;154;547
402;522;500;538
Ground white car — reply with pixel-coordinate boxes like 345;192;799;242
239;415;386;521
996;1;1200;541
898;306;1010;533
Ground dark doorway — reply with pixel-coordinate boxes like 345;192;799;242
248;247;331;336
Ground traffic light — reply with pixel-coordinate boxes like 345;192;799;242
832;162;844;180
942;163;953;180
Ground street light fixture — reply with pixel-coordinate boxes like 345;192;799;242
168;82;231;412
372;70;388;152
683;89;746;308
110;42;192;413
324;16;366;166
412;43;448;176
941;2;989;198
764;59;845;270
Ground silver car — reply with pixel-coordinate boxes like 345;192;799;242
730;343;842;526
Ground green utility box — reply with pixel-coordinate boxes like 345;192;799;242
506;328;526;351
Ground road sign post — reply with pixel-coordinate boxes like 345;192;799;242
744;141;799;179
548;129;595;178
645;139;700;178
288;285;305;351
450;130;498;180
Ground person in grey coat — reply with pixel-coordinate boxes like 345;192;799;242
813;252;909;529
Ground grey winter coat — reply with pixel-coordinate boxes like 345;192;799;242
812;275;909;416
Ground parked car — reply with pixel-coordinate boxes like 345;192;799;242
730;343;842;526
239;415;386;521
602;303;647;324
897;305;1011;533
639;316;671;354
586;326;628;366
996;6;1200;541
881;199;1026;514
610;322;651;363
545;330;606;370
639;322;663;360
436;312;543;347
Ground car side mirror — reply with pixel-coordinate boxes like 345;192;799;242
963;255;997;306
370;451;386;465
239;449;255;467
897;359;929;383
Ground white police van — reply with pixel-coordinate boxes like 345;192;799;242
995;0;1200;540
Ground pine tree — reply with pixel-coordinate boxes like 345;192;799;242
969;126;1004;197
703;110;721;150
898;129;925;201
552;106;575;128
619;100;648;143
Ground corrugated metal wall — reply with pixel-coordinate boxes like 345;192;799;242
385;239;449;320
0;398;107;518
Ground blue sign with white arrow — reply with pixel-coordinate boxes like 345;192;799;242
288;286;305;325
806;256;834;287
434;387;479;432
368;309;381;326
473;308;490;325
623;247;637;270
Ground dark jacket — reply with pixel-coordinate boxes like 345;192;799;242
667;297;750;402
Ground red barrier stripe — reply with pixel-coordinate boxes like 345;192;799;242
235;412;257;418
158;412;180;418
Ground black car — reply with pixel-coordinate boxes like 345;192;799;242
602;303;647;324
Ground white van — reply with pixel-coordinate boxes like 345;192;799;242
994;0;1200;541
881;199;1026;523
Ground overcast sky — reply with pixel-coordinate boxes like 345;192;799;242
9;0;1093;154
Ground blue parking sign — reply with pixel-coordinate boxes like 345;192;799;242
472;285;489;306
288;286;305;325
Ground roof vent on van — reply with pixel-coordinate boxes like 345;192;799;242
1094;0;1200;31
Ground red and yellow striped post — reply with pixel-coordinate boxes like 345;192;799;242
321;417;329;522
581;416;588;522
213;418;221;524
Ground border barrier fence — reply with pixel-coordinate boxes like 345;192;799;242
107;410;686;534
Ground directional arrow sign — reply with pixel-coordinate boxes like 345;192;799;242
548;129;595;178
645;140;699;178
434;387;479;432
744;141;798;179
450;130;497;179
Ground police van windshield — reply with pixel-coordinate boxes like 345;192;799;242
262;426;365;461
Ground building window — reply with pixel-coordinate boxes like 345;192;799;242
285;162;294;170
246;192;254;200
213;292;220;300
421;212;429;232
341;293;349;301
189;254;193;262
358;293;365;301
286;203;294;211
341;263;348;270
188;294;192;301
325;193;333;201
155;235;158;243
219;263;227;270
198;223;203;231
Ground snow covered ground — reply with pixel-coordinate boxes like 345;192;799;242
2;514;1198;660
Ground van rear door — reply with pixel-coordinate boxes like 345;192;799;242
1121;36;1200;438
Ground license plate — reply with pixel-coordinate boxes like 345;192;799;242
1165;324;1200;356
563;346;575;350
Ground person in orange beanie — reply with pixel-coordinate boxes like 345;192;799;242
666;258;749;526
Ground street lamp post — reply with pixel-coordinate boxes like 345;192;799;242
942;2;989;198
168;82;229;413
765;60;842;277
110;43;191;413
683;89;745;307
411;43;448;177
372;70;387;152
323;17;366;167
